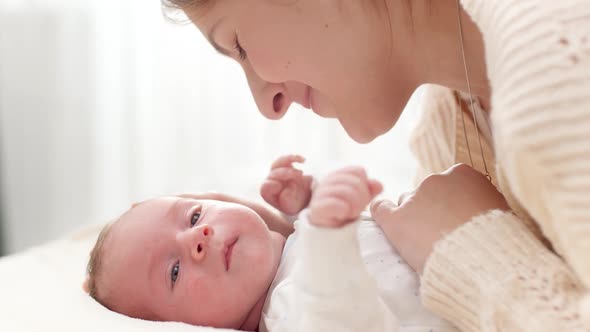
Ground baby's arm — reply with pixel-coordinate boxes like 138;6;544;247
288;166;398;332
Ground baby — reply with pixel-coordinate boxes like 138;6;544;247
84;155;457;332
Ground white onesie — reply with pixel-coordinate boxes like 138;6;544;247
259;212;457;332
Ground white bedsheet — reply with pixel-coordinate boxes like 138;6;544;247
0;223;235;332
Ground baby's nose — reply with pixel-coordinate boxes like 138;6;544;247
190;225;212;262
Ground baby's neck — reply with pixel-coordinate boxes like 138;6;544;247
240;231;287;331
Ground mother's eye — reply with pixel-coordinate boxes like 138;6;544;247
190;212;201;227
234;35;247;61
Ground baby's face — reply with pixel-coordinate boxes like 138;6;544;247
101;197;285;329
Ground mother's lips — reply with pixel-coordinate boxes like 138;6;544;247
224;237;238;271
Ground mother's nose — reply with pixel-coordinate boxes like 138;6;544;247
243;63;292;120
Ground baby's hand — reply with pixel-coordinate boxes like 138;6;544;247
310;166;382;228
261;155;313;215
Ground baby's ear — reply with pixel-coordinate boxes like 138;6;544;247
82;278;90;294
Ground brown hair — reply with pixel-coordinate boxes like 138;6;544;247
161;0;209;22
161;0;192;10
85;222;115;301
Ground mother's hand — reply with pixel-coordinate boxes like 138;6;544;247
370;164;510;274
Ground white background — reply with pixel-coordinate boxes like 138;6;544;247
0;0;421;254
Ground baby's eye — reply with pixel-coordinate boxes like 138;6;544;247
171;262;180;286
190;212;201;227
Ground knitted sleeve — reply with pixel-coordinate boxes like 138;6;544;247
411;87;589;331
422;210;588;332
420;1;590;331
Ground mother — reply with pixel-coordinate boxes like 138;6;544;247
163;0;590;330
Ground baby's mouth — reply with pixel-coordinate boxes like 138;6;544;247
224;237;238;271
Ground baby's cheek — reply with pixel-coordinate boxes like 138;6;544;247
259;238;280;275
183;279;220;314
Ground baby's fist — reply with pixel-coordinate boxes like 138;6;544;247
261;155;313;215
309;166;382;228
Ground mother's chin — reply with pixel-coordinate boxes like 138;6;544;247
340;117;395;144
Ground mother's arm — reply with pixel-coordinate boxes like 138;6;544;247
372;164;588;332
371;87;590;331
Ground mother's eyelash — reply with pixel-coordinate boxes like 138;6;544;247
234;35;247;61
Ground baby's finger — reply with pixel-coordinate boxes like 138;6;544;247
322;170;362;186
267;167;303;182
310;197;350;225
368;179;383;197
322;172;370;198
333;165;368;180
260;179;283;207
341;185;373;215
271;154;305;170
317;184;370;214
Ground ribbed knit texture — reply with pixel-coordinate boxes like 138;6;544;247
412;1;590;330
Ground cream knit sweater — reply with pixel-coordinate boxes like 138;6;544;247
411;0;590;331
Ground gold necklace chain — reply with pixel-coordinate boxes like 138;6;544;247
456;0;492;182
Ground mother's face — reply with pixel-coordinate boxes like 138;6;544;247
188;0;416;143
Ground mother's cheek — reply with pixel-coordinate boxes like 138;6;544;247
246;51;292;84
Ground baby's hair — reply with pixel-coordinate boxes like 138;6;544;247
85;221;115;301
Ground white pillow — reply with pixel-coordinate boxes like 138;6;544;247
0;223;237;332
